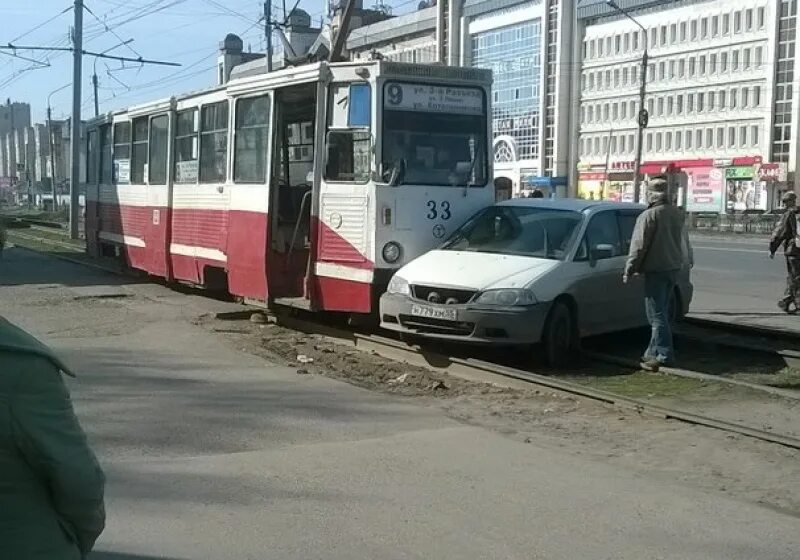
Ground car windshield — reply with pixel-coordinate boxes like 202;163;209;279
441;206;583;260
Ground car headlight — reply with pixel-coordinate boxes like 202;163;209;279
382;241;402;264
473;289;536;306
387;274;410;296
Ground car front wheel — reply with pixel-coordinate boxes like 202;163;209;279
543;300;577;367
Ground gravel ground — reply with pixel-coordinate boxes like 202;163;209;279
201;313;800;516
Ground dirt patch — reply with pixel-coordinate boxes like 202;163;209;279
200;313;800;517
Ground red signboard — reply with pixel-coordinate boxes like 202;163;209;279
758;163;785;182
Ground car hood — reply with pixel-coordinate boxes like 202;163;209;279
396;250;560;291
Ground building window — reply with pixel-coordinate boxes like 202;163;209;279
612;103;619;120
234;95;271;183
624;33;630;52
708;91;715;111
678;59;686;77
701;17;708;39
670;24;677;43
680;21;687;41
742;88;750;108
732;50;739;71
734;11;741;33
721;52;728;72
709;53;717;74
658;62;665;80
598;38;604;56
739;125;747;146
753;85;761;106
689;57;696;77
690;20;698;40
677;94;684;114
685;130;692;149
615;35;621;54
657;97;664;116
633;31;639;50
610;136;617;153
656;132;663;151
647;98;654;115
696;129;703;148
697;92;704;112
629;100;636;117
687;93;694;113
755;46;762;67
605;70;611;87
666;131;672;150
174;109;198;184
757;7;765;28
743;48;751;69
594;138;600;153
667;96;674;115
668;60;675;79
728;127;736;147
650;28;657;48
712;15;719;36
131;117;148;184
200;101;228;183
706;128;713;147
628;133;635;152
718;90;726;109
648;63;655;82
602;136;608;154
699;55;706;75
603;103;609;121
660;26;667;46
675;131;682;150
717;127;724;148
751;125;759;146
606;36;612;54
722;13;730;34
621;102;627;119
587;106;593;122
730;88;737;109
745;9;753;31
646;133;653;151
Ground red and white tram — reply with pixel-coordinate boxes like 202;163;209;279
84;61;493;314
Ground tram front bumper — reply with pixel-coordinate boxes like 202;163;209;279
379;293;551;345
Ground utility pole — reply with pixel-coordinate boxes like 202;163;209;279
633;48;648;203
92;73;99;117
603;128;613;200
69;0;83;239
264;0;273;72
46;106;58;211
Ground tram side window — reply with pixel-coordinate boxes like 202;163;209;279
234;95;270;183
148;115;169;185
113;122;131;184
200;101;228;183
100;124;113;184
86;129;98;184
174;108;198;184
130;117;148;184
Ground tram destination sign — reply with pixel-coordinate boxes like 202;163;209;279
384;82;483;115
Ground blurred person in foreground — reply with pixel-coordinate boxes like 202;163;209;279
769;191;800;313
0;316;105;559
624;178;693;372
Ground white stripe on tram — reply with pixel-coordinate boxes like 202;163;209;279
169;243;228;262
98;232;146;247
315;262;374;284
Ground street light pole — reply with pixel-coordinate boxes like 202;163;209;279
69;0;84;239
607;1;648;203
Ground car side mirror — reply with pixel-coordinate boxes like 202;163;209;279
590;243;615;263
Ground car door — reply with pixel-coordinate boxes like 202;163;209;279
569;209;627;337
617;209;648;328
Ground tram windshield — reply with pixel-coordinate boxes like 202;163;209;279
381;82;487;187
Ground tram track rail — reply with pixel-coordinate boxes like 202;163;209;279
8;223;800;451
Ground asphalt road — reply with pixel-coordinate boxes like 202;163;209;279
1;247;799;559
688;234;796;329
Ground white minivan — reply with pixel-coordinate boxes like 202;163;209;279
379;198;693;365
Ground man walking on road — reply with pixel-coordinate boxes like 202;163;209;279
0;316;106;559
624;178;692;372
769;191;800;313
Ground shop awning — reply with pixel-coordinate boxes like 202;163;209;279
640;163;674;175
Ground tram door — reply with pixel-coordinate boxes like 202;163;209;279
267;83;318;304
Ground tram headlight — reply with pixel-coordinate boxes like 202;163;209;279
387;274;410;296
382;241;403;264
473;289;537;306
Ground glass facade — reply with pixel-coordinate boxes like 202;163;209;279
471;19;542;164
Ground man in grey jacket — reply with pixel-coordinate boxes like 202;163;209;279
769;191;800;313
624;178;692;372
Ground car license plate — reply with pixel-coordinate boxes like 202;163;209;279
411;304;457;321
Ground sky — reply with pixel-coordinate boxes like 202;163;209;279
0;0;336;123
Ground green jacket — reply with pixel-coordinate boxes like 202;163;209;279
0;317;105;559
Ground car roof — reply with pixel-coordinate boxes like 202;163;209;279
497;198;645;213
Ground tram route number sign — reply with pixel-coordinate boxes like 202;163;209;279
384;82;483;115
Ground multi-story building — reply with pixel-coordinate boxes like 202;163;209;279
348;0;577;197
575;0;797;213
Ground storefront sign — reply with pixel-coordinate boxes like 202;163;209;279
384;83;484;115
713;158;733;168
610;160;636;171
685;167;724;213
725;166;754;180
757;163;787;182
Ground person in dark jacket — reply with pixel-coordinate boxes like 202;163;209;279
0;316;105;559
769;191;800;313
624;178;693;372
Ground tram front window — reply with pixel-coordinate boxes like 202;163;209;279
382;106;487;187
